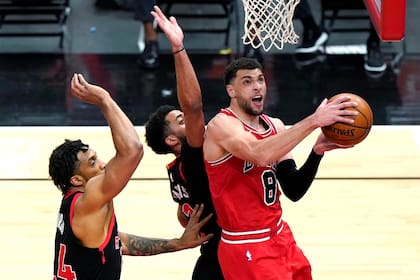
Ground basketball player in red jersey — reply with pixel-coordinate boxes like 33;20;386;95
203;57;357;280
144;6;224;279
49;74;213;280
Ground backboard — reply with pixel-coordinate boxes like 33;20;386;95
364;0;406;41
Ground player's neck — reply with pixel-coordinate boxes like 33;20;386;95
228;107;262;131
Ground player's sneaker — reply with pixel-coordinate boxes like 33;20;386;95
364;40;386;72
138;41;160;70
243;45;264;65
296;29;328;53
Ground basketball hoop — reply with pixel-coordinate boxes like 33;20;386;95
241;0;301;51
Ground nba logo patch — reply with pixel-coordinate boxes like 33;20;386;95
246;250;252;261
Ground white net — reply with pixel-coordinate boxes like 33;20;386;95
242;0;301;51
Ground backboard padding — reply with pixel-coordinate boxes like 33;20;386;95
364;0;406;41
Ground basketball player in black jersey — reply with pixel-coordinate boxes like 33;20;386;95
144;6;224;280
49;74;214;280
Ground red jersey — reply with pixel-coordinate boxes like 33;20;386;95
205;108;283;238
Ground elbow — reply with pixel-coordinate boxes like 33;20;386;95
288;195;302;202
282;190;303;202
283;187;308;202
134;141;144;161
279;179;308;202
127;139;144;162
253;156;273;167
117;139;144;165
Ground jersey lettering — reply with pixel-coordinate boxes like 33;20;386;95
114;235;120;250
171;183;190;200
261;170;277;205
56;244;77;280
181;203;194;218
115;235;122;256
57;213;64;235
243;161;254;173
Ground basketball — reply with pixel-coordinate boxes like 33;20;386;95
321;93;373;145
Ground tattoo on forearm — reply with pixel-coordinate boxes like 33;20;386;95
126;234;176;256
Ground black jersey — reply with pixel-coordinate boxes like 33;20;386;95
166;140;221;256
53;191;122;280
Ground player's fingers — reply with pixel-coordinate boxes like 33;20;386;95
329;95;352;104
72;74;84;90
151;9;164;23
338;101;358;110
76;74;89;88
340;108;359;117
340;109;359;116
153;5;163;16
70;73;77;89
199;233;214;243
320;98;328;106
189;204;203;221
150;11;157;21
338;144;354;149
170;16;178;26
197;213;214;228
70;74;84;94
336;116;355;124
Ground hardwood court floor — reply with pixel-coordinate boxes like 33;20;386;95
0;125;419;279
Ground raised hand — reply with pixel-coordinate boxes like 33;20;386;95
312;95;359;128
151;5;184;52
313;132;354;155
177;204;214;249
70;73;110;106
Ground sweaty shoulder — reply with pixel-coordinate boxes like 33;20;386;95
206;113;239;136
204;113;240;161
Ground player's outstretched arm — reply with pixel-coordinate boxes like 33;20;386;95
205;96;358;167
120;204;213;256
151;5;205;147
70;74;143;206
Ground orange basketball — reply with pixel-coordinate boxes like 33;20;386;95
321;93;373;145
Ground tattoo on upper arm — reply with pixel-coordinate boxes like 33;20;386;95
125;234;175;256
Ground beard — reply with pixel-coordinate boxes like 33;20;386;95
238;97;263;116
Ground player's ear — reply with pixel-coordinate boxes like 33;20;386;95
165;134;179;147
226;85;236;97
70;175;85;187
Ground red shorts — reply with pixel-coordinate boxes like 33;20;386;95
218;221;312;280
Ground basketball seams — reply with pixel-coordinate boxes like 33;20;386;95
321;93;373;145
354;107;369;129
328;123;370;142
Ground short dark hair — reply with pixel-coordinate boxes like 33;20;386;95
145;105;177;154
49;139;89;195
224;57;263;86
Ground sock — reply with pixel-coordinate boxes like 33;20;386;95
137;23;144;52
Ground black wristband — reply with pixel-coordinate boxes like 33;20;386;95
173;47;185;55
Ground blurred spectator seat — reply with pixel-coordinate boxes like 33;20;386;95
0;0;71;48
157;0;238;52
